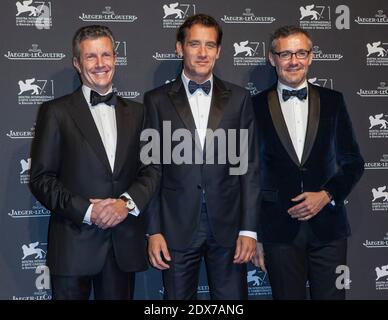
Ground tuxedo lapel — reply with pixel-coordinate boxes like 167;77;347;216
267;87;300;166
301;84;320;165
206;76;229;132
205;76;230;153
67;88;112;174
168;77;202;150
113;97;133;176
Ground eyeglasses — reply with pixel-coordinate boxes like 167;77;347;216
271;49;311;60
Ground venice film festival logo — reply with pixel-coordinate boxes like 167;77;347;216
299;4;350;30
233;40;266;66
312;45;343;61
308;76;334;89
363;232;388;249
8;200;51;219
19;157;31;184
162;2;196;28
355;9;388;25
4;43;66;61
79;6;137;23
245;83;260;96
371;185;388;211
15;0;52;30
365;154;388;170
114;40;127;66
17;77;54;105
366;41;388;66
6;124;35;139
375;264;388;290
21;241;47;270
299;4;332;29
221;8;275;24
247;268;272;296
357;82;388;97
368;113;388;139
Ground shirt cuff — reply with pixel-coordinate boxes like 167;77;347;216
239;230;257;241
83;204;93;225
122;192;140;217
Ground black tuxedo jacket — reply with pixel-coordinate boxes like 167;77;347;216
252;83;364;243
144;75;260;250
29;87;160;276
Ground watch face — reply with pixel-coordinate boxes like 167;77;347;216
126;200;135;211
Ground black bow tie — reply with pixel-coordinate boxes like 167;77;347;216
90;90;117;106
282;87;307;101
188;80;211;95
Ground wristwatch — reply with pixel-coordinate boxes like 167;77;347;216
120;195;136;212
322;190;333;201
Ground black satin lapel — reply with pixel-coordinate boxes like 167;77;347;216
168;79;201;149
205;78;230;153
301;84;320;165
67;88;112;173
268;89;300;166
206;78;229;132
113;98;131;176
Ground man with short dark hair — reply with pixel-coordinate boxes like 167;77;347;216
145;14;260;300
252;25;364;300
29;25;160;300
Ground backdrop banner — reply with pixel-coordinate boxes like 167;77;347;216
1;0;387;300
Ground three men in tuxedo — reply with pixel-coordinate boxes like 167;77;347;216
29;25;160;299
145;14;260;299
252;26;364;299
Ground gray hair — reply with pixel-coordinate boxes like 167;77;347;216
269;25;312;52
72;25;116;60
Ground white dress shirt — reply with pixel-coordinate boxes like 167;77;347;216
83;86;117;171
277;81;309;162
81;85;139;225
181;72;212;149
181;73;257;240
277;81;335;206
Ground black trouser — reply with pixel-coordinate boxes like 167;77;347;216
51;248;134;300
162;203;247;300
264;222;347;300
